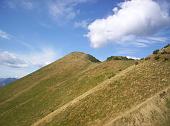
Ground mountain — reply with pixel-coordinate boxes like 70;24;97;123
0;45;170;126
0;78;17;87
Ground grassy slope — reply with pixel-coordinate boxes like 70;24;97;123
0;52;135;126
36;46;170;126
0;52;93;103
107;86;170;126
42;46;170;126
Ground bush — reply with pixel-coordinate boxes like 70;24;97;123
145;57;150;60
153;49;159;54
160;50;167;54
87;54;100;63
135;62;139;65
164;44;170;48
163;57;168;61
154;55;160;60
106;56;131;61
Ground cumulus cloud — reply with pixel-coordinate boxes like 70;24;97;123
87;0;170;48
0;30;10;39
0;48;59;68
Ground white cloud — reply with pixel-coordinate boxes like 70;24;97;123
7;0;34;10
0;30;10;39
5;0;95;22
74;20;89;28
0;51;28;68
87;0;170;48
21;1;33;9
25;48;58;67
146;36;168;42
0;48;59;68
48;0;91;20
126;56;140;60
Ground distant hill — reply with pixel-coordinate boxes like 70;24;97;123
106;56;135;61
0;78;17;87
0;44;169;126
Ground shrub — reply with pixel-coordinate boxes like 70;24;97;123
153;49;159;54
164;44;170;48
106;56;131;61
135;62;139;65
160;50;167;54
87;54;100;63
159;91;166;98
145;57;150;60
154;55;160;60
163;57;168;61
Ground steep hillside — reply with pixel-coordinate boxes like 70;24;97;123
106;87;170;126
35;60;170;126
31;45;170;126
0;52;95;104
0;52;135;126
0;45;169;126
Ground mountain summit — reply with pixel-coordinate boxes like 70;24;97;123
60;52;100;63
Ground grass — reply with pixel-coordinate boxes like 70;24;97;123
0;52;134;126
0;45;169;126
46;60;170;126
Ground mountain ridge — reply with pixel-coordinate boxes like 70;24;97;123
0;44;169;126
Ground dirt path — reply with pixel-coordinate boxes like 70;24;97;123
104;86;170;126
31;65;136;126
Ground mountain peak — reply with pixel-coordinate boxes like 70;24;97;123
62;51;100;63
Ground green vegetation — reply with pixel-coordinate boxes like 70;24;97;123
46;60;170;126
146;45;170;61
0;45;170;126
166;99;170;108
164;44;170;49
153;49;159;54
106;56;134;61
86;54;101;63
0;52;134;126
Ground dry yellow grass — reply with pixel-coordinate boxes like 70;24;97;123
43;60;170;126
106;86;170;126
0;52;134;126
0;45;169;126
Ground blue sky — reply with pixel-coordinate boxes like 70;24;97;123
0;0;170;78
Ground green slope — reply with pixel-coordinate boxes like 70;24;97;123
107;87;170;126
1;45;169;126
0;52;135;126
34;45;170;126
40;60;170;126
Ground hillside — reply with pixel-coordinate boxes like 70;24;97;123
36;61;170;126
0;52;135;126
0;45;169;126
